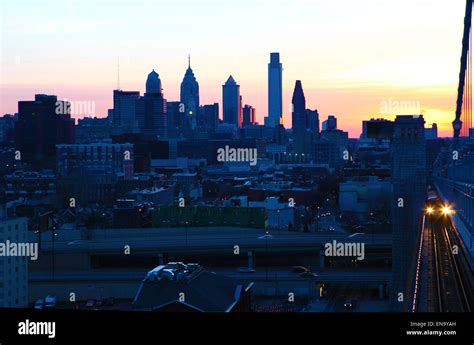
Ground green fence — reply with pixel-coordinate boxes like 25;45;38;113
153;206;267;229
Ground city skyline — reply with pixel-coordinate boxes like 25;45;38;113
0;0;465;137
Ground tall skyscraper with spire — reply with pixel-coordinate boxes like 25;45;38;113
265;52;283;128
222;76;242;128
180;55;200;129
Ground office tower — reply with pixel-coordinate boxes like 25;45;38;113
265;52;283;128
390;115;426;311
291;80;307;153
180;56;200;117
112;90;140;134
0;211;28;308
242;104;256;126
146;69;162;94
136;70;168;139
322;115;337;131
15;94;75;166
306;109;319;138
198;103;219;131
222;76;242;128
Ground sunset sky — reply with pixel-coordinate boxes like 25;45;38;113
0;0;466;137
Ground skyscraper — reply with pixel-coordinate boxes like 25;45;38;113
291;80;307;153
242;104;256;126
222;76;242;128
112;90;140;134
306;109;320;138
265;52;283;128
390;115;426;311
136;70;167;139
146;69;162;94
15;94;75;166
180;55;200;129
198;103;219;131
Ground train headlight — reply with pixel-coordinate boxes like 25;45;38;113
441;205;453;215
426;207;434;215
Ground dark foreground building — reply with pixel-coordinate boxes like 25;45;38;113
15;94;75;167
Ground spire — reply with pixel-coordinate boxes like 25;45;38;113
117;56;121;90
188;54;191;69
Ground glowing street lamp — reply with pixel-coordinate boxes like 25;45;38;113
426;207;434;215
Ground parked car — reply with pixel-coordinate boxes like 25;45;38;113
291;266;310;273
86;299;95;308
34;299;44;310
44;295;57;308
344;299;355;308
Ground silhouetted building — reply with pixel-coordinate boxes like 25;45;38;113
222;76;242;128
306;108;319;138
361;118;394;139
15;94;75;167
242;104;256;126
136;71;168;139
0;114;15;143
390;115;426;311
291;81;307;154
111;90;140;134
146;69;162;94
322;115;337;131
265;52;283;128
75;117;111;144
180;56;199;129
198;103;219;131
424;123;438;140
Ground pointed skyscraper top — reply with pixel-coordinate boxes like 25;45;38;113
225;75;237;85
188;54;191;69
292;80;306;113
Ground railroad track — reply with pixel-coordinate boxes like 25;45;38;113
432;221;472;312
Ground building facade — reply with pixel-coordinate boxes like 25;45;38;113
0;214;29;308
222;76;242;128
265;52;283;128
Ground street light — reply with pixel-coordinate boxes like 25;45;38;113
426;207;434;215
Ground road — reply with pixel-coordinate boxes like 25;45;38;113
32;227;392;255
